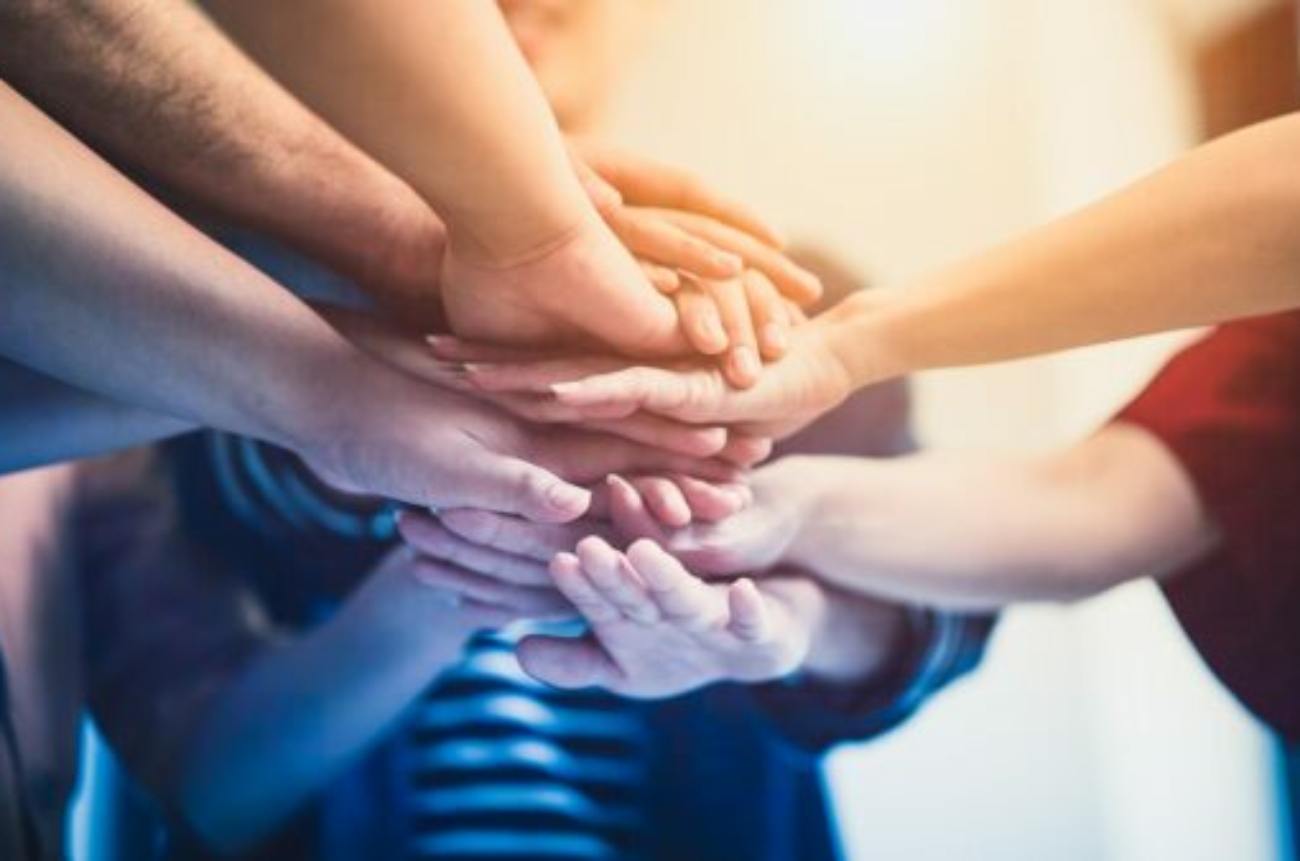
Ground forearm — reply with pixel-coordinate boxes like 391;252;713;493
0;0;442;302
0;360;193;473
204;0;594;263
175;562;482;852
784;426;1217;609
830;114;1300;385
0;82;378;454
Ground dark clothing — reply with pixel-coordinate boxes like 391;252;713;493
152;432;992;861
1118;311;1300;740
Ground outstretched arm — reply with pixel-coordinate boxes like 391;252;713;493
0;0;443;310
0;360;192;473
606;425;1216;610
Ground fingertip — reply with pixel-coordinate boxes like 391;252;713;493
726;345;762;389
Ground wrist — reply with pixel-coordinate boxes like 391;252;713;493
445;196;597;271
802;594;909;685
772;456;849;572
821;289;914;390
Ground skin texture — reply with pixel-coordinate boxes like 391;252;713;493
434;111;1300;429
0;0;445;312
601;425;1218;612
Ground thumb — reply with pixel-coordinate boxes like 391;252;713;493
517;635;618;690
452;454;591;524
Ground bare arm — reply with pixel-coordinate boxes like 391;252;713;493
0;0;443;307
835;113;1300;385
0;360;192;473
783;424;1218;609
200;0;684;356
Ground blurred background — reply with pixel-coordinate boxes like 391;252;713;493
599;0;1296;859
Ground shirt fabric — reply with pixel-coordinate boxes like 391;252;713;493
1117;310;1300;740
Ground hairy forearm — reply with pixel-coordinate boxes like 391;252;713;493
203;0;593;262
0;82;381;454
0;360;193;473
175;562;482;852
0;0;442;303
829;113;1300;385
784;426;1217;609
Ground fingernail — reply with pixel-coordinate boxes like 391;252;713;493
732;345;761;383
701;316;727;352
761;323;788;355
546;482;591;514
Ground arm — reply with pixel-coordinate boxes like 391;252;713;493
174;547;563;853
0;0;443;309
200;0;682;356
621;430;1215;612
0;359;192;473
1;83;703;516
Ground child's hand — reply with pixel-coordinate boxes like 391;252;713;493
516;537;822;699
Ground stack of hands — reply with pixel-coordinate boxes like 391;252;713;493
323;142;900;698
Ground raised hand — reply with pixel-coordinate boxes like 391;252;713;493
516;538;821;698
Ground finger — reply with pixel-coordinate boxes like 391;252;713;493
575;536;659;624
717;434;773;469
410;559;572;616
551;366;723;423
744;269;791;360
628;476;692;528
660;211;822;305
517;634;620;690
726;578;772;643
437;509;609;563
609;208;743;281
397;513;554;586
426;335;556;364
550;552;622;625
701;277;762;389
640;260;682;293
674;284;729;356
605;474;669;543
584;416;728;459
454;455;591;523
582;149;784;248
572;154;623;215
536;429;742;485
625;538;718;630
464;356;628;395
665;474;748;523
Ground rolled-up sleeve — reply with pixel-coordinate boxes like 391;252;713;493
1116;311;1300;740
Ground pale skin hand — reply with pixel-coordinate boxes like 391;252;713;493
519;537;818;698
607;427;1220;611
418;313;859;439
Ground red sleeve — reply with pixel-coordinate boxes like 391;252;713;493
1116;311;1300;740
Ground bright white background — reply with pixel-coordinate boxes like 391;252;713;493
609;1;1293;859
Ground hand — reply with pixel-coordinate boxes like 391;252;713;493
516;538;822;698
425;310;856;438
572;141;824;386
439;209;684;357
298;361;743;522
394;476;750;590
601;462;816;575
320;306;754;459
